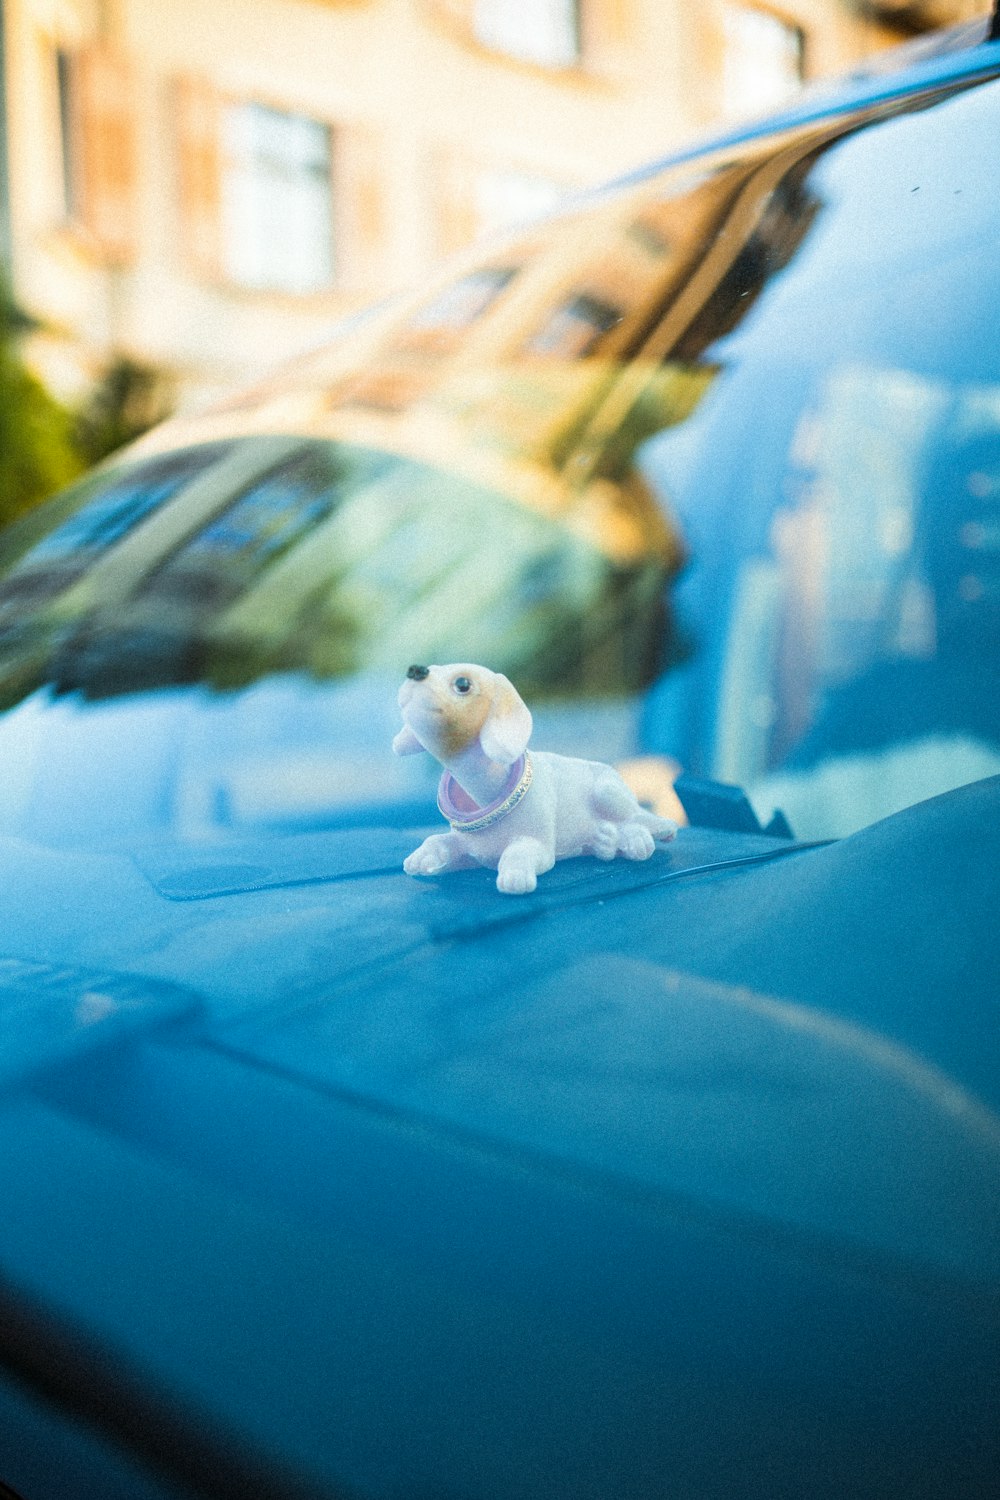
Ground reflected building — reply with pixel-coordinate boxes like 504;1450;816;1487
1;0;983;407
0;118;844;712
0;46;997;844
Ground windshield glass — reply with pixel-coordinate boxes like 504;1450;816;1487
1;68;998;844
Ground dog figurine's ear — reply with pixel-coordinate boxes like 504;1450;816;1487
392;725;427;756
479;673;533;766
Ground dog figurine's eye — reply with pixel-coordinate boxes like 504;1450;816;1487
453;676;473;695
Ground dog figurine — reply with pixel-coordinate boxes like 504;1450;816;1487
394;663;677;894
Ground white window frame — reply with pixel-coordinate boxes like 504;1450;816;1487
472;0;582;68
219;101;335;295
720;4;805;120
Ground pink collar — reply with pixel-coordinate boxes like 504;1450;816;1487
437;753;533;833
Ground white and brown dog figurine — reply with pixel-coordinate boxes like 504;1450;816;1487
395;662;677;895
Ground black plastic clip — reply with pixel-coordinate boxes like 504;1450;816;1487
674;774;794;839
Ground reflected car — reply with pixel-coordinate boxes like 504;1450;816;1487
1;19;999;1500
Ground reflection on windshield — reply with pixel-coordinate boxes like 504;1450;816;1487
740;371;1000;834
0;71;998;839
0;433;679;709
0;446;231;623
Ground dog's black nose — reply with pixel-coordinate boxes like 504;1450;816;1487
406;664;430;681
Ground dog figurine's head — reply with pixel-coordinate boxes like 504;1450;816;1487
394;662;532;768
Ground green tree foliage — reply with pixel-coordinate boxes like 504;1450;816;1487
0;285;174;530
73;356;174;470
0;291;84;529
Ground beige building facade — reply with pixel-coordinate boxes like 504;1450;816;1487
0;0;990;408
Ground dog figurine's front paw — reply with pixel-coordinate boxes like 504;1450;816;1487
403;834;468;877
496;863;538;895
496;837;551;895
403;847;448;877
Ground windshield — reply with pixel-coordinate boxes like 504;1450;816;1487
1;67;998;844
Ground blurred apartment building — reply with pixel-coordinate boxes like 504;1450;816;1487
0;0;989;409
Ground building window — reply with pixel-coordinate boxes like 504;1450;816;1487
525;293;623;359
473;0;581;67
474;167;565;236
220;102;334;293
720;5;805;119
52;46;137;259
408;268;519;335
